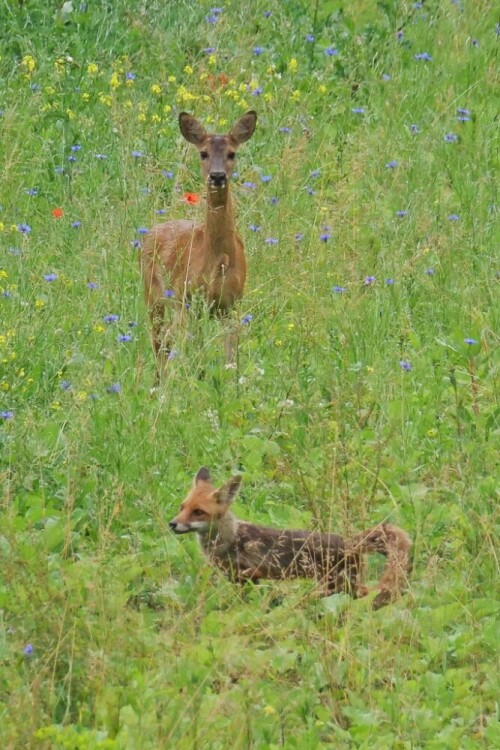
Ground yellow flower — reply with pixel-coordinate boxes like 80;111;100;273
167;75;176;83
0;335;5;347
50;401;61;411
318;84;327;94
264;92;273;102
0;222;4;232
288;58;298;73
99;93;112;106
76;391;88;402
291;89;301;102
45;86;55;95
274;339;283;347
66;109;75;120
0;271;8;281
35;299;45;310
163;104;172;114
93;323;105;333
262;706;276;716
239;98;248;109
110;72;121;89
0;381;9;391
287;323;295;330
208;54;217;66
81;92;90;102
87;63;99;75
150;84;162;95
137;112;147;122
427;428;438;438
124;99;133;109
151;113;161;123
183;65;193;75
21;55;36;74
219;118;227;126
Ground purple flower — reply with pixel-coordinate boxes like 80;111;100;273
136;227;149;234
131;150;144;158
210;6;223;12
128;320;138;328
410;124;420;134
471;39;479;47
71;220;81;228
279;127;292;134
107;383;122;394
414;52;432;61
263;11;272;17
385;278;394;285
457;115;470;122
43;273;58;282
2;290;12;298
103;314;119;323
25;188;39;196
241;314;253;324
95;153;107;159
1;410;14;420
306;187;316;195
444;133;458;143
167;350;178;360
162;170;174;179
243;181;256;189
163;289;175;298
249;224;261;232
295;233;304;241
126;72;136;80
464;337;478;345
399;360;412;371
364;275;376;285
202;47;216;54
382;73;391;80
17;223;31;234
87;281;99;289
71;144;82;152
332;285;347;293
269;197;279;205
261;175;272;183
305;34;315;42
54;167;65;174
117;334;132;343
67;155;77;163
265;238;278;245
351;107;365;115
252;87;263;96
310;169;321;178
205;15;218;23
448;214;460;221
424;268;435;276
320;233;331;242
60;380;72;391
131;240;142;249
253;46;264;56
325;47;338;56
23;644;34;656
396;210;408;217
156;208;166;215
386;160;399;168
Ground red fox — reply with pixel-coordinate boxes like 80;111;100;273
170;467;412;609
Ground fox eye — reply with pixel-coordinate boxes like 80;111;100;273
227;152;236;160
192;508;204;517
200;151;209;160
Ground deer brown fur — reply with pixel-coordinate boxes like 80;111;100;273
170;467;412;609
141;111;257;375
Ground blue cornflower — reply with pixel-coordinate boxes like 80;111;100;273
163;289;175;298
107;383;122;394
295;233;304;241
162;170;174;179
128;320;138;328
396;210;408;217
261;175;272;183
95;153;107;159
103;314;119;323
31;83;41;91
471;39;479;47
269;197;279;205
382;73;391;80
464;337;478;345
410;124;420;134
136;227;149;234
131;240;142;249
249;224;261;232
252;87;263;96
17;223;31;233
54;167;65;174
306;187;316;195
279;127;291;134
43;273;57;282
210;6;223;12
206;15;218;23
131;150;144;158
351;107;365;114
457;115;470;122
364;276;376;285
444;133;458;143
320;233;331;242
60;380;72;391
23;644;33;656
243;181;256;189
305;34;315;42
386;160;399;169
332;285;347;293
385;278;394;285
126;72;136;80
87;281;99;289
325;47;338;56
25;188;39;196
1;411;14;419
156;209;166;215
424;268;435;276
241;314;253;324
399;360;412;371
67;155;77;163
167;350;178;360
310;169;321;178
117;334;132;343
263;11;272;17
414;52;432;61
71;144;82;152
265;238;278;245
253;46;264;56
72;220;81;228
448;214;460;221
2;290;12;298
202;47;216;54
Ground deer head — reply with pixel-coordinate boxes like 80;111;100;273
179;111;257;189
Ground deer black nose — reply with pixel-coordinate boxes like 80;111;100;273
169;521;177;530
209;172;226;186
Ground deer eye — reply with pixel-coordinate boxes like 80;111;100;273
227;152;236;160
200;151;209;160
192;508;204;517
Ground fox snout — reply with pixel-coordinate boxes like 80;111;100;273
169;519;191;534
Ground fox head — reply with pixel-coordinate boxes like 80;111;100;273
169;467;242;534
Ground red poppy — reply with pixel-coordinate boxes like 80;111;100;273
207;73;229;91
184;192;200;205
51;208;64;218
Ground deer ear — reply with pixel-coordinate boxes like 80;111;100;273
213;475;242;506
179;113;207;146
194;466;211;485
229;111;257;145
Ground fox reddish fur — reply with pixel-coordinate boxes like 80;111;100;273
140;111;257;371
170;468;412;609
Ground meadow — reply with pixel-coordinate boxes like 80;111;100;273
0;0;499;747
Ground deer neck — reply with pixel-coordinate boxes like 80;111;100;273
204;184;237;261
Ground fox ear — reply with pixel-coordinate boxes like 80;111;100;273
194;466;211;485
229;111;257;145
179;112;207;146
214;475;242;505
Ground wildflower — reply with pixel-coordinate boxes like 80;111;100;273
265;238;278;245
382;73;391;80
249;224;261;232
243;182;256;189
325;47;338;56
131;240;142;249
71;221;81;228
184;192;200;204
399;361;412;371
163;289;175;298
25;188;39;196
261;175;272;183
103;314;119;323
386;160;398;168
288;58;298;73
253;47;264;56
241;314;253;324
414;52;432;61
60;380;72;391
128;321;138;328
136;227;149;234
43;273;58;282
210;6;223;13
279;126;292;133
167;350;178;360
117;334;132;343
295;233;304;241
351;107;365;114
156;209;166;215
464;337;478;345
126;72;136;81
202;47;216;54
150;84;162;95
131;150;144;158
252;87;263;96
51;208;64;219
206;14;218;23
23;644;33;656
17;223;31;233
67;155;77;163
107;383;121;394
21;55;36;74
396;210;408;217
305;34;315;42
444;133;458;143
448;214;460;221
320;232;331;242
269;197;279;205
1;410;13;419
95;153;107;159
306;187;316;195
87;63;99;75
472;39;479;47
332;285;347;293
364;276;376;285
263;10;272;17
54;167;65;174
385;278;394;285
310;169;321;178
424;268;435;275
87;281;98;289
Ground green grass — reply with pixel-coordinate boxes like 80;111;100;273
0;0;499;747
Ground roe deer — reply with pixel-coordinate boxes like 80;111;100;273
141;111;257;376
170;467;412;609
